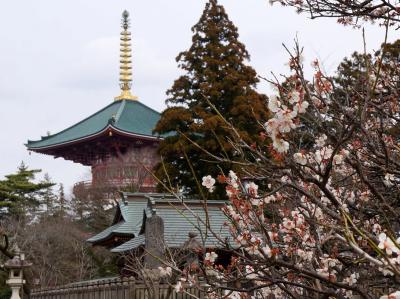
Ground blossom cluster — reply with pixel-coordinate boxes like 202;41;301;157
167;42;400;298
265;90;309;153
189;48;400;297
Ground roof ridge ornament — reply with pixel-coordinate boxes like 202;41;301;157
115;10;138;101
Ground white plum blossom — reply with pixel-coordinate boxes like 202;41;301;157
289;90;301;104
316;134;327;147
384;173;395;187
311;94;323;106
276;110;297;133
202;175;215;192
282;218;296;231
158;266;172;277
280;175;291;184
245;244;260;255
224;291;242;299
229;170;238;182
297;248;313;262
291;210;305;225
333;153;345;165
264;194;278;204
343;273;359;286
205;252;218;264
380;290;400;299
372;223;382;234
293;152;307;165
265;118;279;136
235;234;247;246
261;245;272;257
264;99;300;153
294;100;309;113
379;263;394;276
378;233;399;255
273;138;289;153
359;190;370;202
174;281;183;293
268;95;281;112
250;197;261;206
315;146;333;163
246;182;258;197
245;265;257;279
228;170;239;189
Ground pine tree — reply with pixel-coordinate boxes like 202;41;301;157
154;0;268;197
0;162;54;219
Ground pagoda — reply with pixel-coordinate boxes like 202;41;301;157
26;11;162;193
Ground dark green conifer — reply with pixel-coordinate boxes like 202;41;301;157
154;0;268;197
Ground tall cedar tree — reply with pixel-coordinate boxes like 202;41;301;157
154;0;268;197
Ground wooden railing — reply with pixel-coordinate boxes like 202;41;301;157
30;277;206;299
28;276;394;299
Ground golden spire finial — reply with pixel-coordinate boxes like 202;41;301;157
115;10;138;101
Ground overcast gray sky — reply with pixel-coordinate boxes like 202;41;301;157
0;0;393;195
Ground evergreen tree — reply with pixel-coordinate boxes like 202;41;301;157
55;183;68;217
335;40;400;95
334;39;400;136
38;173;57;217
154;0;268;197
71;183;112;232
0;162;54;219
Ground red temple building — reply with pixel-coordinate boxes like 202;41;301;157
26;11;162;193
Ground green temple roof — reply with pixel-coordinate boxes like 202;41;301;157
26;100;163;150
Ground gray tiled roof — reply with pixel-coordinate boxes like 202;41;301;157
111;235;145;253
87;197;148;243
159;206;230;248
87;222;124;243
88;193;232;252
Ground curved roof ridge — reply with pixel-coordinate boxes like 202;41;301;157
114;100;127;123
127;99;162;117
26;99;165;150
27;100;121;146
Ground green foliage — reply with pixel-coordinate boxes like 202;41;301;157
335;39;400;93
53;183;68;218
334;39;400;137
0;288;10;299
0;162;54;219
0;270;10;299
37;173;58;217
154;0;268;197
71;183;114;232
86;247;119;278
